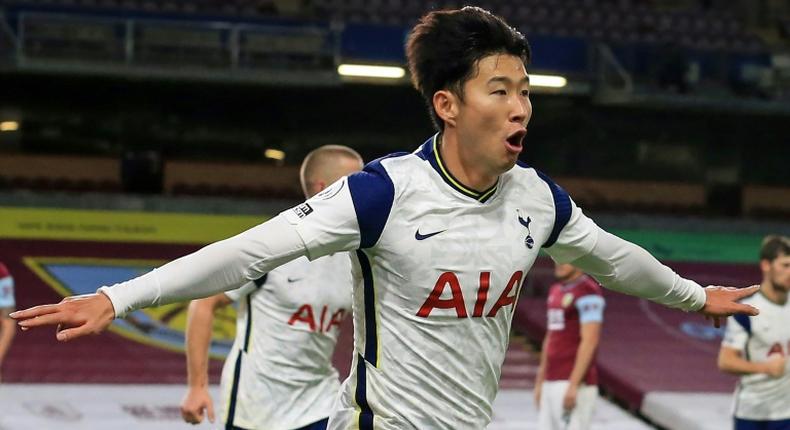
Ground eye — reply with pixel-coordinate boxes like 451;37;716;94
521;89;530;97
491;89;507;95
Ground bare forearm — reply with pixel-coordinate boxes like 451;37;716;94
536;335;550;384
0;318;16;363
185;303;215;388
719;354;772;376
568;338;598;386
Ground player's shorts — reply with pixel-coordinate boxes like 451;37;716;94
735;417;790;430
538;380;598;430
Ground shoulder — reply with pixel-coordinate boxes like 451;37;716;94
347;152;414;200
347;152;415;248
508;162;562;193
577;276;603;296
509;162;573;248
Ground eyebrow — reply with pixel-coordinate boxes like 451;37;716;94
487;75;531;85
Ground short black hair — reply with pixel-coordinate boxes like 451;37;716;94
406;6;531;130
760;235;790;262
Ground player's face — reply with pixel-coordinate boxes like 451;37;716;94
766;253;790;292
456;54;531;175
554;263;579;282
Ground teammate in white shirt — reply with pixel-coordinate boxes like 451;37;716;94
13;7;761;430
179;145;362;430
719;235;790;430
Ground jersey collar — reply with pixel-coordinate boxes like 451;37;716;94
418;133;498;203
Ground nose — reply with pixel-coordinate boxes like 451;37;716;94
510;95;531;125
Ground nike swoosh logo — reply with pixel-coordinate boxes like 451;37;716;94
287;277;303;283
415;229;445;240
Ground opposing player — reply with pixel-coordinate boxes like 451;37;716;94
13;7;760;429
179;145;362;430
0;262;17;382
719;235;790;430
535;263;604;430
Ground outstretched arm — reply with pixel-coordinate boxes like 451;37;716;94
11;214;312;341
180;293;232;425
545;204;759;325
11;172;367;342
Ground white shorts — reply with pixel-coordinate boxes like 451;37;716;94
538;380;598;430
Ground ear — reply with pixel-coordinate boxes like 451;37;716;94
433;90;459;128
760;259;771;274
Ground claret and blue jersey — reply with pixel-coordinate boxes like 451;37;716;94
282;134;600;429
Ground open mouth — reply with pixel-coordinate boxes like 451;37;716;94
504;129;527;154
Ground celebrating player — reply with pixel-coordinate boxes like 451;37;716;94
13;7;759;429
179;145;362;430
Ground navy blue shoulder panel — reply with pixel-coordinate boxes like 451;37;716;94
347;153;408;249
530;166;572;248
733;313;752;335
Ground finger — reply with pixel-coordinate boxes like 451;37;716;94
734;285;760;299
18;312;73;328
56;325;93;342
9;304;61;320
734;303;760;316
207;402;215;423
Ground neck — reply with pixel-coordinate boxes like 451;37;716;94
761;280;788;305
561;272;584;284
438;131;498;192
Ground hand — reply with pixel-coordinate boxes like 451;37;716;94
10;293;116;342
563;383;578;412
699;285;760;328
533;381;542;408
180;386;215;424
763;355;787;378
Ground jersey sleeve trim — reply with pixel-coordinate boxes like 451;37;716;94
733;313;752;335
348;155;402;249
534;169;572;248
576;295;605;324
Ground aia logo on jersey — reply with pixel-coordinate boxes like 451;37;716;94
417;271;523;318
288;304;346;333
517;209;534;249
292;203;314;219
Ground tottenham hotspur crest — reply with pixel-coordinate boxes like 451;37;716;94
517;209;534;249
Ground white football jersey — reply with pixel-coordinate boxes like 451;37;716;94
218;253;353;430
722;292;790;420
281;134;599;429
